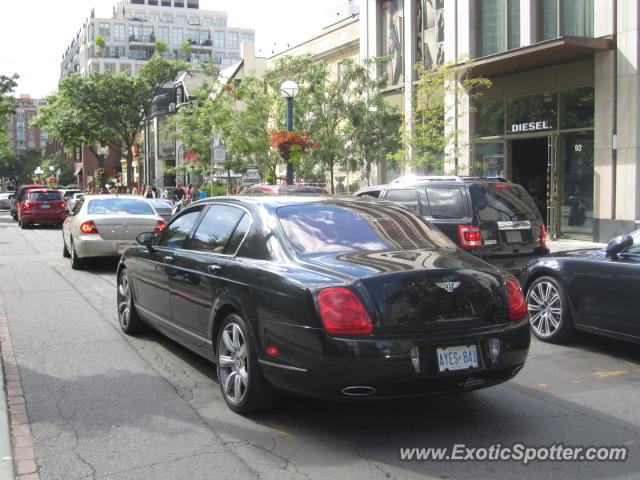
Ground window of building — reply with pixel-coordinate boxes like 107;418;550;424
99;23;111;41
41;132;48;139
187;29;199;43
173;27;184;45
228;31;238;49
538;0;593;41
16;122;24;130
214;31;225;48
240;33;254;44
130;0;144;4
381;0;404;85
188;16;200;25
159;26;170;43
201;17;212;26
28;140;35;148
475;0;520;58
476;100;505;137
114;24;125;41
148;0;158;5
114;46;126;57
162;14;173;23
89;64;99;73
120;63;132;74
7;131;13;139
506;92;557;135
40;140;47;147
149;14;159;22
174;2;185;9
559;86;594;130
162;0;171;5
213;52;224;65
16;112;25;121
214;17;227;27
104;63;116;72
18;140;25;147
176;15;187;24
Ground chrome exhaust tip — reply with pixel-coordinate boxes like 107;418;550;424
341;386;376;397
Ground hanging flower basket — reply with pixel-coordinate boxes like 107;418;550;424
268;130;316;161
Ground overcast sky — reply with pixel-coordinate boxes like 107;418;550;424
0;0;352;98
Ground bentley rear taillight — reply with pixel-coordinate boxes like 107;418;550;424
317;287;373;335
506;277;527;321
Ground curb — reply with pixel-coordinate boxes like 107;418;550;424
0;296;39;480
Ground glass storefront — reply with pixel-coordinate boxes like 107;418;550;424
474;86;595;239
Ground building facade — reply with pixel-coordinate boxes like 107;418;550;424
359;0;638;242
61;0;255;77
4;95;48;154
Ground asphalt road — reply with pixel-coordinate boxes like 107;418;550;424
0;210;638;480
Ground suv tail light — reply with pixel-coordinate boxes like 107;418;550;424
458;226;482;248
540;224;547;245
80;220;99;234
60;202;67;209
153;220;166;235
23;201;32;209
317;287;373;335
506;277;527;321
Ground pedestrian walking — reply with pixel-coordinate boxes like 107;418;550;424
173;183;185;202
190;184;200;202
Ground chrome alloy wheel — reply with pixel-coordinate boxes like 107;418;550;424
527;280;562;338
117;271;132;330
218;323;248;405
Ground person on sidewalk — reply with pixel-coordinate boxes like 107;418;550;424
143;186;156;199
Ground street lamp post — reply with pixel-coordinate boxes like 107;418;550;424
34;167;44;181
280;80;299;186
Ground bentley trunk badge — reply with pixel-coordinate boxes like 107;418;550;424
436;282;461;293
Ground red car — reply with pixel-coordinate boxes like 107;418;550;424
18;189;68;229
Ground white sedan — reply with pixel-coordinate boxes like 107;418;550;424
62;194;166;269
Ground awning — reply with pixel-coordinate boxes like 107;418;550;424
469;36;612;78
74;166;83;176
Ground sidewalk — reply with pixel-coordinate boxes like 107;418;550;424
546;238;606;254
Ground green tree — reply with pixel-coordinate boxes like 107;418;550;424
32;54;186;185
40;156;75;185
0;74;18;168
390;60;492;173
275;55;399;193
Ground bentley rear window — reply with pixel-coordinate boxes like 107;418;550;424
277;203;453;254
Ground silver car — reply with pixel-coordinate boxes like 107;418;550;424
0;193;13;210
62;194;165;269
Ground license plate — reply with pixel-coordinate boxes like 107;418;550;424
437;345;479;372
505;230;522;243
41;205;51;209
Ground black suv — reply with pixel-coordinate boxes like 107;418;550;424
354;176;549;275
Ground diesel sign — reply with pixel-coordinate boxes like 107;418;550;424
511;121;551;132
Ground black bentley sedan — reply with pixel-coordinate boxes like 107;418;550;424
117;196;531;414
521;230;640;344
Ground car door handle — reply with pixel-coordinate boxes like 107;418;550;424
207;265;222;274
163;256;174;264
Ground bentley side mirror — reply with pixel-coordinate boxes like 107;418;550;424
136;232;156;251
605;233;633;260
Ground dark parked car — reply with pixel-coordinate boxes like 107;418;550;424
19;189;68;228
11;184;48;220
521;230;640;344
354;177;549;275
117;196;530;414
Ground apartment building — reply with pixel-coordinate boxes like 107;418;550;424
4;95;48;153
61;0;255;77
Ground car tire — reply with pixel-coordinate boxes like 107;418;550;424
70;239;84;270
526;276;575;343
19;219;28;229
216;313;280;414
117;269;146;335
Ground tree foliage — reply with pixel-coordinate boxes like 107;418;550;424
32;54;186;185
173;55;399;192
390;60;492;174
